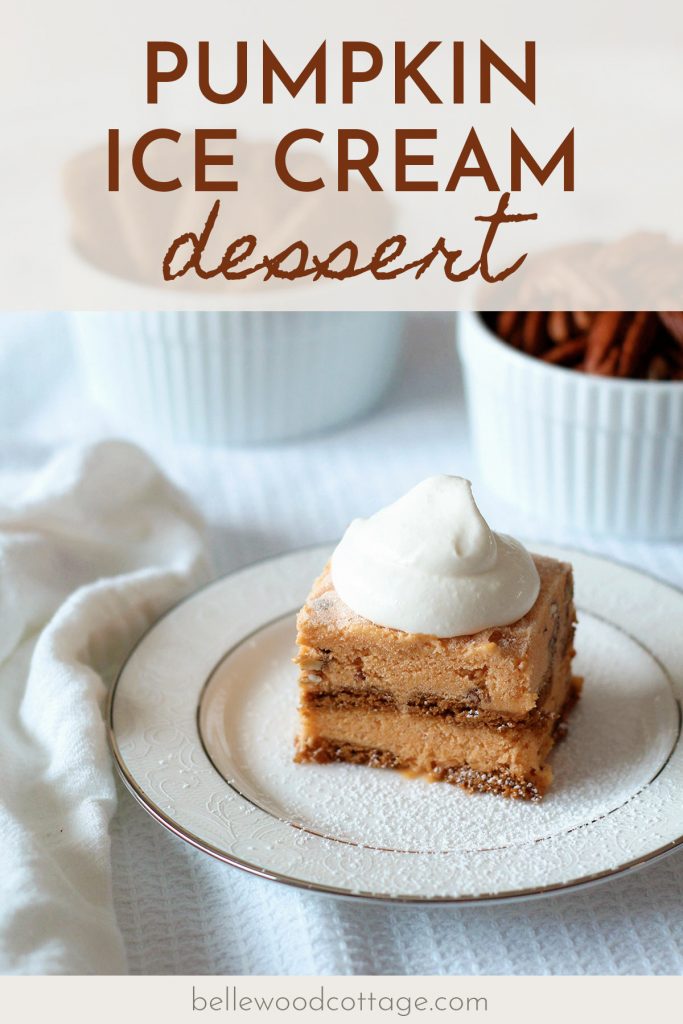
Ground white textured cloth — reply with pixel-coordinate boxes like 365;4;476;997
0;439;208;973
1;313;683;975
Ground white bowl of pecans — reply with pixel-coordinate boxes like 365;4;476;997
457;310;683;539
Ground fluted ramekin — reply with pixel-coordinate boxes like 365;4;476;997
457;311;683;539
71;311;405;445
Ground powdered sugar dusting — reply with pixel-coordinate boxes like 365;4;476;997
116;544;683;900
201;611;678;854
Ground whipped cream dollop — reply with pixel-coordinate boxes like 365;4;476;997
330;475;540;637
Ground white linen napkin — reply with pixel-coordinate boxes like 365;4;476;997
0;440;209;974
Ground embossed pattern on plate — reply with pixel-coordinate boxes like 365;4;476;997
198;612;678;855
110;544;683;903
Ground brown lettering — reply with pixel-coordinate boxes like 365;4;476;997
147;42;188;103
510;129;574;191
262;241;314;280
263;41;326;102
219;235;259;279
162;199;222;280
475;191;538;281
132;128;181;192
395;42;441;103
445;128;499;191
312;241;361;279
396;129;438;191
275;130;324;191
198;41;247;103
162;196;539;288
195;129;237;191
480;41;536;104
107;128;119;192
367;235;408;278
342;42;383;103
338;130;381;191
453;42;465;103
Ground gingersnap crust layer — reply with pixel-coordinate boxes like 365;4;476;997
295;678;582;801
295;737;549;801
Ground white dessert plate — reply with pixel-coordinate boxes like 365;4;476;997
109;544;683;904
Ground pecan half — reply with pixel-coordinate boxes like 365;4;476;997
658;312;683;347
490;309;682;381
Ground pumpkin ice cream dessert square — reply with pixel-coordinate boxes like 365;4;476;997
295;476;579;800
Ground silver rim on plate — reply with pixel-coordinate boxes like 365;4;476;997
108;544;683;905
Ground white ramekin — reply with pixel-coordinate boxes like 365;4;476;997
457;311;683;539
71;312;405;445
